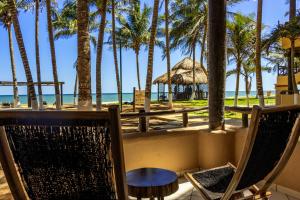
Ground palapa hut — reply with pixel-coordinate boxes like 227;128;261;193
153;57;208;101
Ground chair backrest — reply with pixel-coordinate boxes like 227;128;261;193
0;106;127;200
237;106;300;190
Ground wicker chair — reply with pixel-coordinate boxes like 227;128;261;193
185;105;300;200
0;106;128;200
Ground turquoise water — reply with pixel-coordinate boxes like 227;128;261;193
0;91;274;105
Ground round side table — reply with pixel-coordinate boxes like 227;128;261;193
126;168;179;200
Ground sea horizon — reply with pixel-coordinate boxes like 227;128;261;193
0;91;275;105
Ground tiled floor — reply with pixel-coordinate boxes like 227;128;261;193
1;170;299;200
129;179;300;200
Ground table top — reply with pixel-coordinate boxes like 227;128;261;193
126;168;178;198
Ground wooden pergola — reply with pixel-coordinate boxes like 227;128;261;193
0;81;65;106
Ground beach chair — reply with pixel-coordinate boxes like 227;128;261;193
185;105;300;200
0;106;128;200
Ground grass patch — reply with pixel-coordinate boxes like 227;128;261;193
172;97;275;119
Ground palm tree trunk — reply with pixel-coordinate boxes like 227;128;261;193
144;0;159;114
234;59;241;107
46;0;61;110
200;21;207;68
73;71;78;105
7;24;19;107
112;0;121;105
135;50;141;90
200;4;208;68
8;0;38;110
208;0;226;130
165;0;172;108
190;42;196;100
245;73;250;107
96;0;107;110
255;0;265;107
77;0;92;110
35;0;43;109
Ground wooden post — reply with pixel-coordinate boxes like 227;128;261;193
182;112;189;127
60;83;63;106
242;113;249;128
133;87;136;112
138;109;147;132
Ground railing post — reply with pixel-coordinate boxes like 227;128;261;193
242;114;249;128
182;112;189;127
138;109;147;132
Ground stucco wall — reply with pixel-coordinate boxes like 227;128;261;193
123;130;199;172
123;126;300;192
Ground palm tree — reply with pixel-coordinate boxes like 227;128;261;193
164;0;172;108
117;2;151;91
0;0;20;107
111;0;121;106
95;0;107;110
144;0;159;113
77;0;92;110
35;0;43;109
52;1;98;107
6;0;38;110
255;0;265;106
227;60;271;107
46;0;61;110
227;14;256;107
207;0;227;130
264;14;300;99
170;0;206;100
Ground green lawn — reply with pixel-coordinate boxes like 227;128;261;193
172;97;275;119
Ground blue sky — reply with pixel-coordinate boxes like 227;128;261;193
0;0;294;95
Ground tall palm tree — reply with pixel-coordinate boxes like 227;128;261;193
77;0;92;110
255;0;265;106
35;0;43;109
170;0;206;100
111;0;121;106
117;2;151;91
227;14;256;107
200;4;207;68
52;1;97;107
208;0;227;130
164;0;172;108
144;0;159;113
95;0;107;110
46;0;61;109
0;0;20;107
227;60;271;107
6;0;38;110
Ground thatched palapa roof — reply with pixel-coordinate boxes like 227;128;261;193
153;57;208;85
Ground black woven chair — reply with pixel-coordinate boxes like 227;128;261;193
185;105;300;200
0;106;128;200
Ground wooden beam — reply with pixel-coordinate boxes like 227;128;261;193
0;81;65;87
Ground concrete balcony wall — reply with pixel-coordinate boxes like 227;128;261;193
198;130;235;169
123;125;300;193
123;129;199;172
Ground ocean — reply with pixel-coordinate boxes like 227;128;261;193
0;91;274;105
